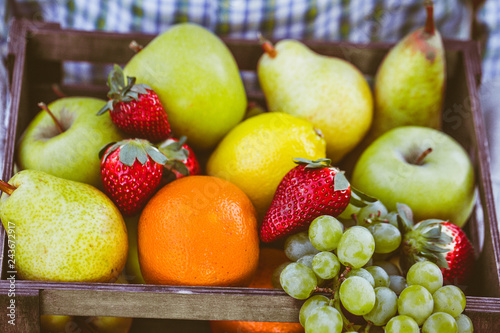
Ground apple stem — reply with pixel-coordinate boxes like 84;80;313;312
424;0;435;35
257;33;277;58
0;180;16;195
129;40;144;53
38;102;64;134
416;148;433;165
51;84;67;98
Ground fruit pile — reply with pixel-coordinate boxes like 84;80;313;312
0;1;482;332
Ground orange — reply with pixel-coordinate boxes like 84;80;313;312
138;175;259;286
210;248;304;333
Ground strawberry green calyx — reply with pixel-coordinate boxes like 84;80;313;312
398;203;453;270
158;136;191;177
101;139;167;167
293;157;331;168
97;64;152;115
293;158;350;191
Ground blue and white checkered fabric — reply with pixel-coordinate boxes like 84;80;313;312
7;0;496;83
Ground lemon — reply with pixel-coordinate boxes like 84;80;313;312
207;112;326;218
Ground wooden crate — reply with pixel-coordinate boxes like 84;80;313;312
1;18;500;332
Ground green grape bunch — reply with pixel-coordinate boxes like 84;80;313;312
278;193;474;333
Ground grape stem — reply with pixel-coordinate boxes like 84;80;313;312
314;287;334;294
364;321;373;332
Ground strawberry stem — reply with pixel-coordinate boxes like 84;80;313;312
129;40;144;53
0;180;16;195
38;102;64;134
415;148;433;165
258;33;277;58
424;0;435;35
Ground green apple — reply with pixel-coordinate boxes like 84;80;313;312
351;126;475;227
17;97;126;188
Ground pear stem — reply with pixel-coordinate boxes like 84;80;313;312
129;40;144;53
0;180;16;195
258;33;277;58
424;0;435;35
415;148;433;165
38;102;64;134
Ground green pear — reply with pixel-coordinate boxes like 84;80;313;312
0;170;128;282
17;97;126;189
124;23;247;151
257;39;373;163
370;2;445;140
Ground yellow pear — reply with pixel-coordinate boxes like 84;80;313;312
0;170;128;282
258;39;373;163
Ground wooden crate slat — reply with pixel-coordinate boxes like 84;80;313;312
41;288;301;321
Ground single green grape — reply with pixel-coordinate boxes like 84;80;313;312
280;263;317;299
455;313;474;333
271;261;290;289
337;226;375;268
297;254;325;286
433;285;466;317
346;268;375;287
367;223;401;254
299;295;330;327
339;276;376;315
385;315;420;333
312;252;341;280
304;305;343;333
373;260;400;276
363;287;398;326
309;215;344;251
356;200;388;226
284;232;320;261
407;261;443;294
398;285;434;325
389;275;407;295
338;202;360;220
365;265;390;288
422;312;458;333
297;254;315;268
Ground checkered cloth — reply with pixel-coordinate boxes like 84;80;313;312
4;0;497;83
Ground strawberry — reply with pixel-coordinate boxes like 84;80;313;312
260;158;351;243
397;203;475;285
97;64;171;142
100;139;167;216
158;136;200;181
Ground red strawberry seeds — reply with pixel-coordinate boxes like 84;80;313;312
260;158;351;243
98;64;171;142
100;139;167;216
